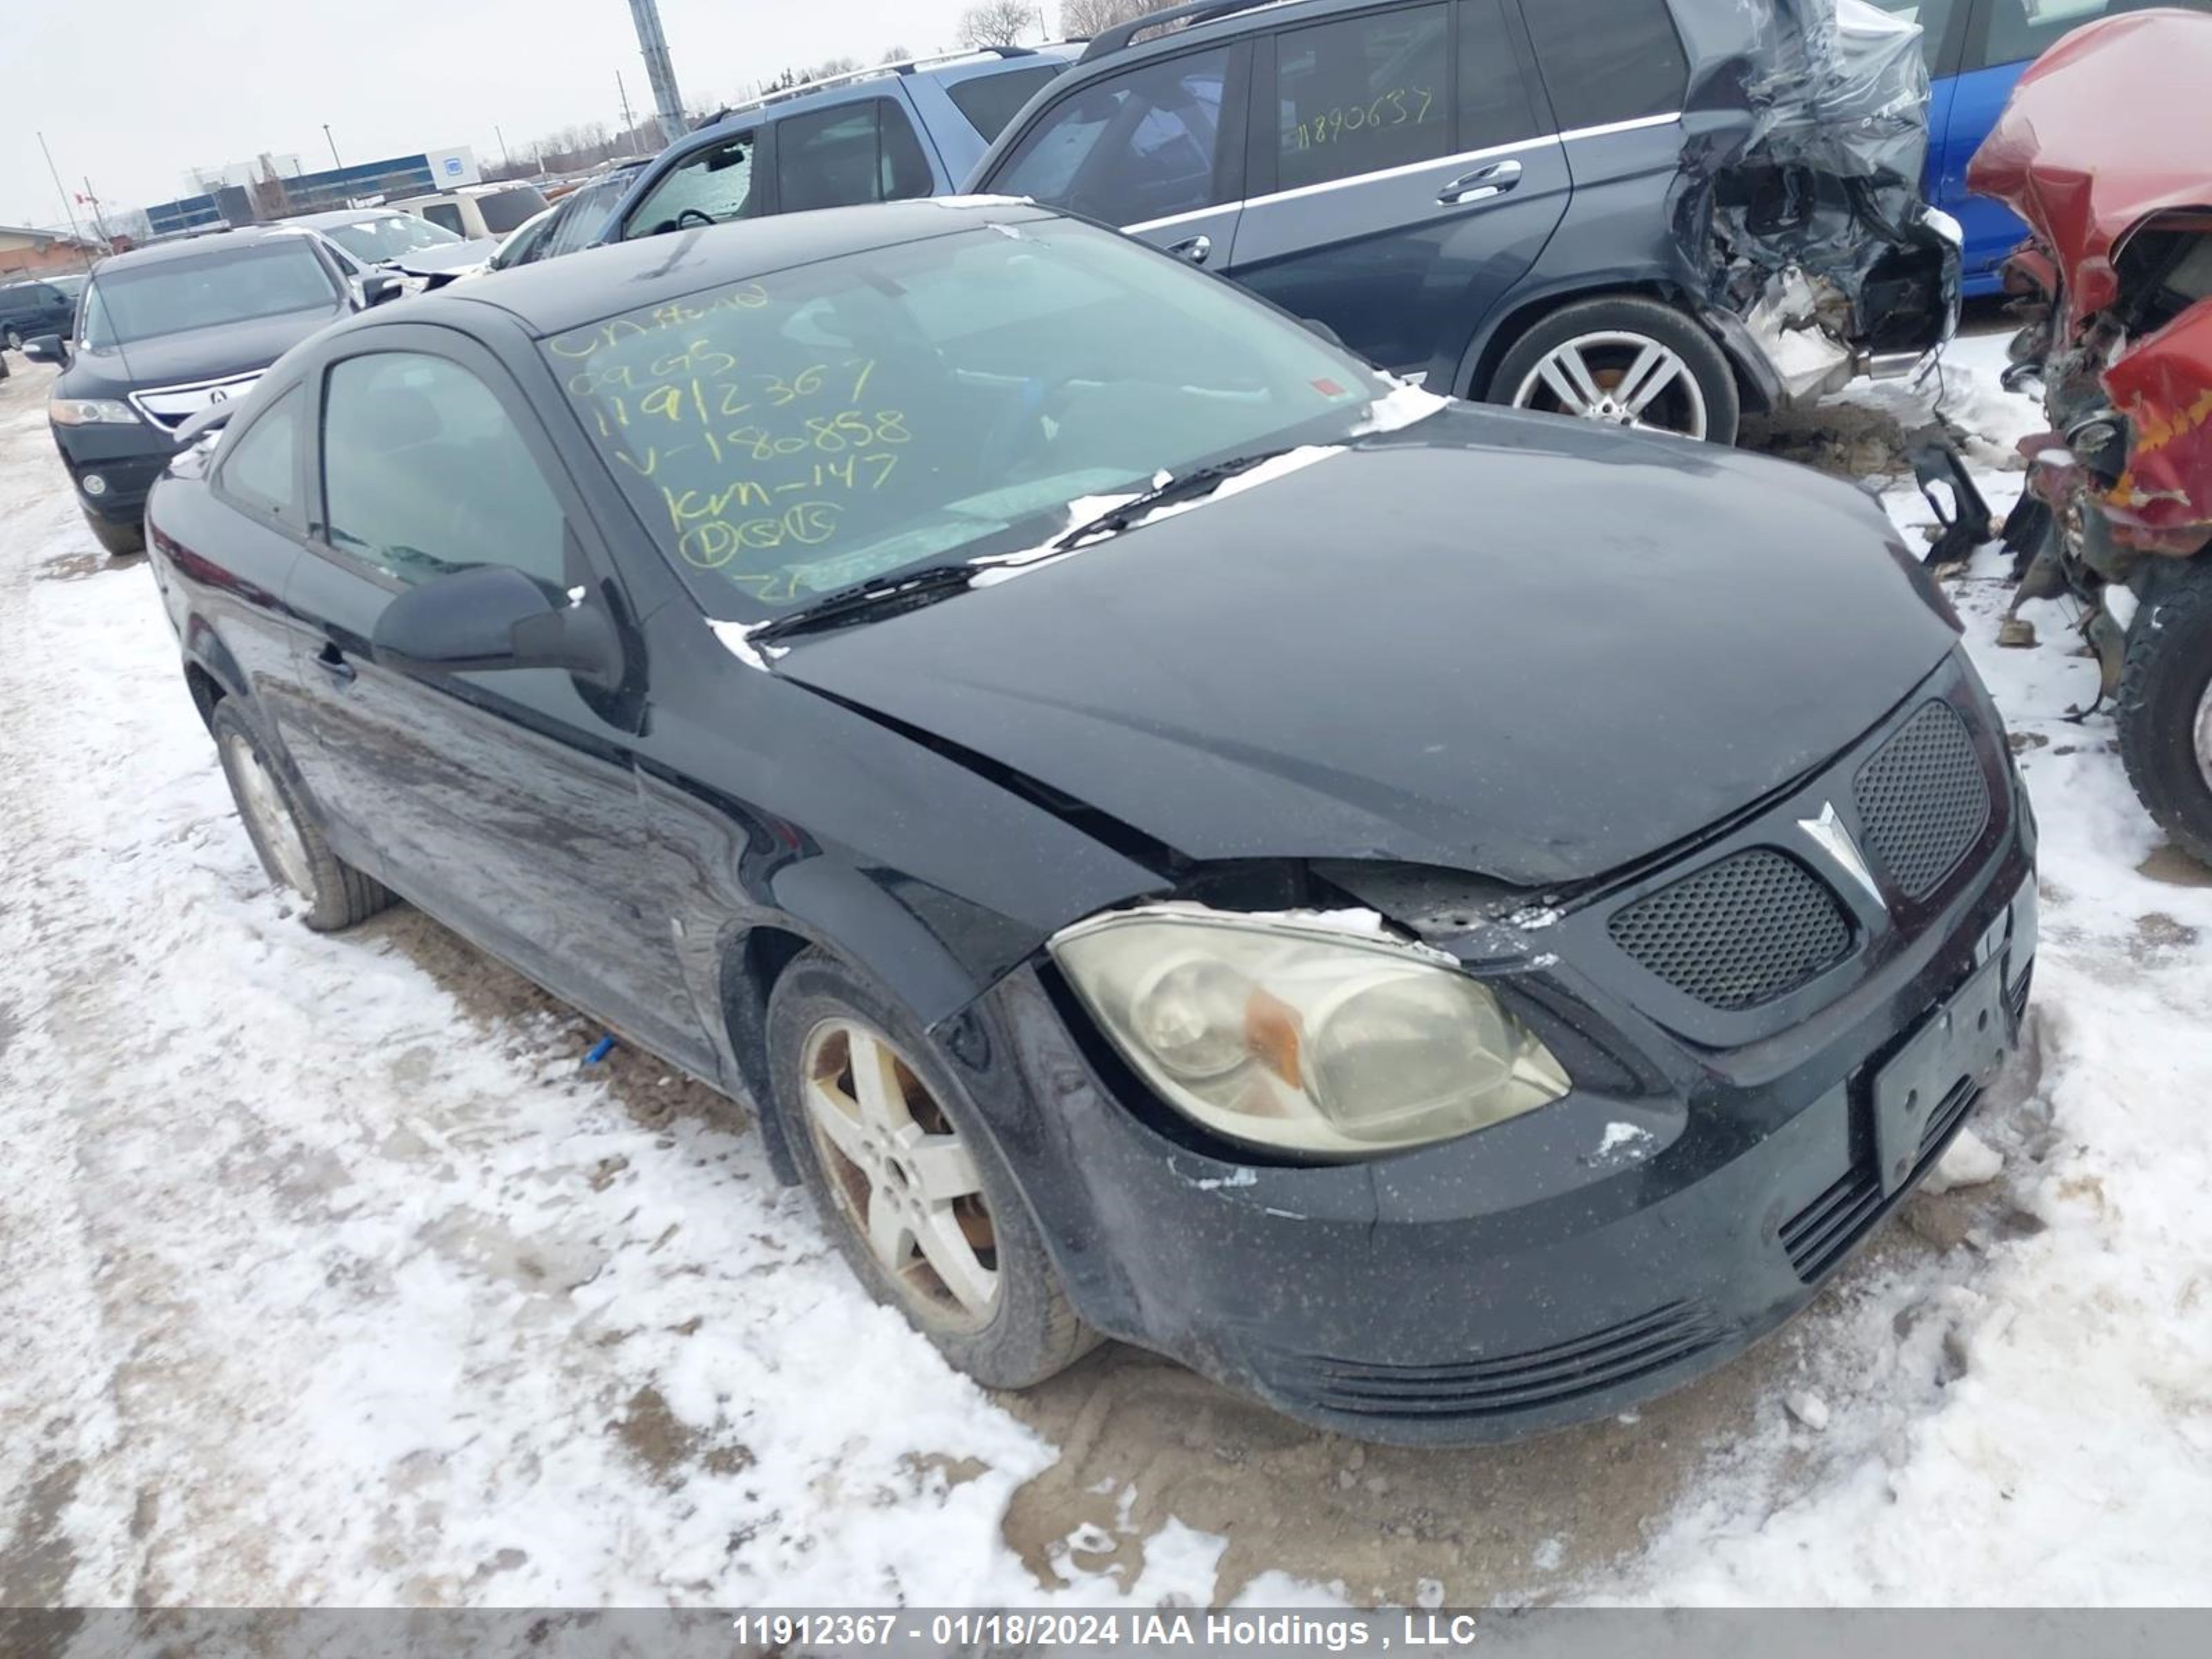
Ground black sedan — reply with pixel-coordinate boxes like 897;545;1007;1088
144;200;2036;1443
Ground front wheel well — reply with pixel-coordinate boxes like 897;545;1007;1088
183;661;226;731
718;924;814;1181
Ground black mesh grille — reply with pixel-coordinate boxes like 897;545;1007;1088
1609;850;1851;1011
1854;701;1991;900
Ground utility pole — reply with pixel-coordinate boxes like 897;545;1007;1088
79;178;115;246
617;71;638;145
324;124;342;169
496;124;513;169
626;0;688;146
35;132;90;259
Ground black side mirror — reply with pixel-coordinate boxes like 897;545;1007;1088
23;333;66;366
372;565;621;686
360;273;407;308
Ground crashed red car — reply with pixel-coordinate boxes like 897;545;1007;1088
1969;6;2212;862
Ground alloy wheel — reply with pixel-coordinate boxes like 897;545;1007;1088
800;1018;1000;1330
1512;330;1709;440
4;330;21;353
223;732;318;900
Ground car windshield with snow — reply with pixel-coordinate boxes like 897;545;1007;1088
141;200;2036;1443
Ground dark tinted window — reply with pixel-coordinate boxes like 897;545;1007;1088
626;131;757;237
1458;0;1541;148
476;187;548;234
321;353;565;589
1521;0;1689;129
218;387;301;525
1977;0;2200;69
1275;4;1450;191
776;100;934;212
418;202;466;236
946;64;1063;140
992;47;1232;226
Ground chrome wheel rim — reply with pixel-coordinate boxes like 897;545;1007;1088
2197;679;2212;794
1512;330;1709;440
223;732;317;900
800;1018;1000;1330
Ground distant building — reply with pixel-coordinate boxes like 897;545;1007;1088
143;146;482;238
0;225;106;276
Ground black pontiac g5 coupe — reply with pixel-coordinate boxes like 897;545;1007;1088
142;199;2034;1443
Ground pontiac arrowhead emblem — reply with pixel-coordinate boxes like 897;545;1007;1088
1799;802;1886;911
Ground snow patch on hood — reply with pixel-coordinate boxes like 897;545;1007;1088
708;618;788;673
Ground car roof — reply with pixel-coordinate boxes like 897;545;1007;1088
92;224;326;274
693;42;1082;132
366;198;1058;339
289;207;409;227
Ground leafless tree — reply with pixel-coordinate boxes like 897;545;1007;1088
1060;0;1156;39
881;44;914;64
959;2;1038;49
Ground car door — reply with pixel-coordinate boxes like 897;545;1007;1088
984;41;1253;270
1225;0;1567;377
282;324;713;1068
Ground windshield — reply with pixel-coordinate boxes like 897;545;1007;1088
324;214;466;263
81;240;338;349
544;216;1394;621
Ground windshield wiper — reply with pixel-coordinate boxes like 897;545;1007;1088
1052;449;1295;552
751;561;982;644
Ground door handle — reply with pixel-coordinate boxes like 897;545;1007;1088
1166;233;1212;265
314;644;357;686
1437;159;1523;205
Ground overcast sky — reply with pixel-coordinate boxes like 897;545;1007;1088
5;0;1035;227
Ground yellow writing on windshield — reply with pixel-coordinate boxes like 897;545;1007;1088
1293;85;1436;149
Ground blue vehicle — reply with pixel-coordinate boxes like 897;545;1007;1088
559;46;1082;256
1873;0;2210;296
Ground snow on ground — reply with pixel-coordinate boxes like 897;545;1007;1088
2;331;2209;1610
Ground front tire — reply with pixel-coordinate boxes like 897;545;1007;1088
766;948;1096;1389
1488;295;1741;445
84;509;144;558
210;702;393;930
2118;561;2212;868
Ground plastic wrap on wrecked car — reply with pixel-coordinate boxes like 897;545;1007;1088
1968;8;2212;327
1669;0;1944;357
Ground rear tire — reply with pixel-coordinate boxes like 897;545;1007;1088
2118;561;2212;868
766;948;1097;1389
84;510;144;558
210;702;393;930
1488;295;1742;446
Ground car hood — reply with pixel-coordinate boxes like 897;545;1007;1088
1967;8;2212;326
65;305;344;395
776;406;1960;888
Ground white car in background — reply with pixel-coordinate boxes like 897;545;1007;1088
391;182;550;245
286;207;498;291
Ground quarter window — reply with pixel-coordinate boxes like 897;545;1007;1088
946;65;1064;141
1275;4;1451;192
991;47;1233;227
218;387;302;526
418;202;467;236
775;100;934;212
320;353;566;590
1520;0;1689;131
624;131;758;237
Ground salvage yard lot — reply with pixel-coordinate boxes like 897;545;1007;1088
3;335;2209;1606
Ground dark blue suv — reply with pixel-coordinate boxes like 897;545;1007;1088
559;46;1082;255
975;0;1962;445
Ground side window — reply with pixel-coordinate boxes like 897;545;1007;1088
1457;0;1542;149
320;353;566;590
946;65;1063;141
216;386;303;527
1867;0;1965;75
1520;0;1690;130
624;131;757;238
418;202;466;236
1978;1;2170;71
775;100;933;212
991;48;1233;227
1275;4;1450;192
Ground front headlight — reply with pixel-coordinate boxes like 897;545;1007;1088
50;397;139;427
1050;907;1569;1157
